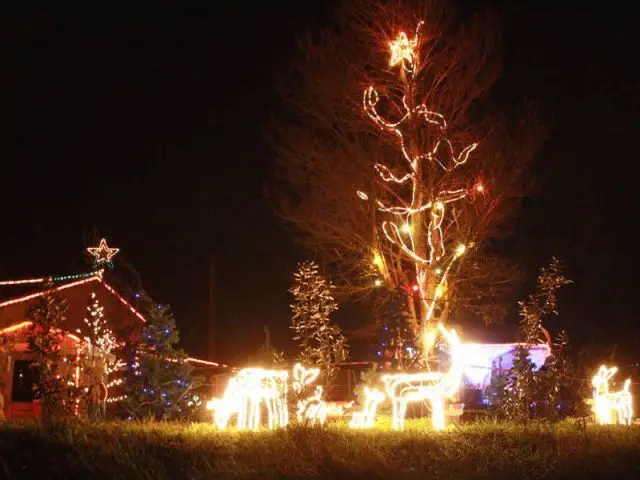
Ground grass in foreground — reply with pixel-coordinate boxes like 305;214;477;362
1;420;640;479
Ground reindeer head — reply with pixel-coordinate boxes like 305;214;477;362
592;365;618;396
207;376;242;430
292;363;320;394
206;397;233;430
363;387;385;406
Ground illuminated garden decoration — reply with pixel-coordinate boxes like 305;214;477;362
290;261;349;379
592;365;633;425
357;20;482;356
381;324;462;431
349;387;385;429
293;363;328;426
207;368;289;430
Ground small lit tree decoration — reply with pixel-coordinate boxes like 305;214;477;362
349;387;385;429
381;324;462;431
86;238;119;268
293;363;328;426
592;365;633;425
207;368;289;430
290;261;349;379
81;292;117;376
357;21;481;351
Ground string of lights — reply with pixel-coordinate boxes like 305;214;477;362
356;20;485;353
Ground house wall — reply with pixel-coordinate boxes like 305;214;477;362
0;278;145;419
0;334;81;419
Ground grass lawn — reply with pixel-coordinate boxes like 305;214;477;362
1;419;640;479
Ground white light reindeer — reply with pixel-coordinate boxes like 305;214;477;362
349;387;385;428
381;325;462;431
207;367;289;430
592;365;633;425
293;363;328;426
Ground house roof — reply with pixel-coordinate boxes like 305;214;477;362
0;271;226;368
0;271;146;323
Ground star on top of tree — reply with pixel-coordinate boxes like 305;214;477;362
388;21;423;70
87;238;119;266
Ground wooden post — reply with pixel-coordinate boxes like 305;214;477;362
208;254;216;360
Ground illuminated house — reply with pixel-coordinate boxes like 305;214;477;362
459;342;551;391
0;271;222;419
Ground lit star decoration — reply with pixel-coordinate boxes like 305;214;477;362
592;365;633;425
357;19;482;343
388;21;424;73
87;238;120;267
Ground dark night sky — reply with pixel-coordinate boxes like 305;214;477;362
1;2;638;364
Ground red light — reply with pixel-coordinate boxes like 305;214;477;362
412;284;419;292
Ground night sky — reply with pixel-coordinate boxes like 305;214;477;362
1;2;638;365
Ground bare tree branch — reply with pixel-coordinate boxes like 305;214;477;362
266;0;546;340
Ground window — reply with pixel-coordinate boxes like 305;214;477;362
12;360;36;402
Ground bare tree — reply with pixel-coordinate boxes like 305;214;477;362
268;0;545;352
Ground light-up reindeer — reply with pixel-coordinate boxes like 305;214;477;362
381;325;463;431
592;365;633;425
349;387;386;429
293;363;328;426
207;368;289;430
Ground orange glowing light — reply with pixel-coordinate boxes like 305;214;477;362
0;321;33;335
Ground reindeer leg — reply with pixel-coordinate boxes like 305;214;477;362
237;397;246;429
250;399;259;430
266;398;275;430
280;396;288;427
397;400;408;431
390;399;400;430
431;397;445;431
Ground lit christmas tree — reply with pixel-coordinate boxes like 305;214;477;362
290;261;349;380
124;301;202;420
26;281;79;421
